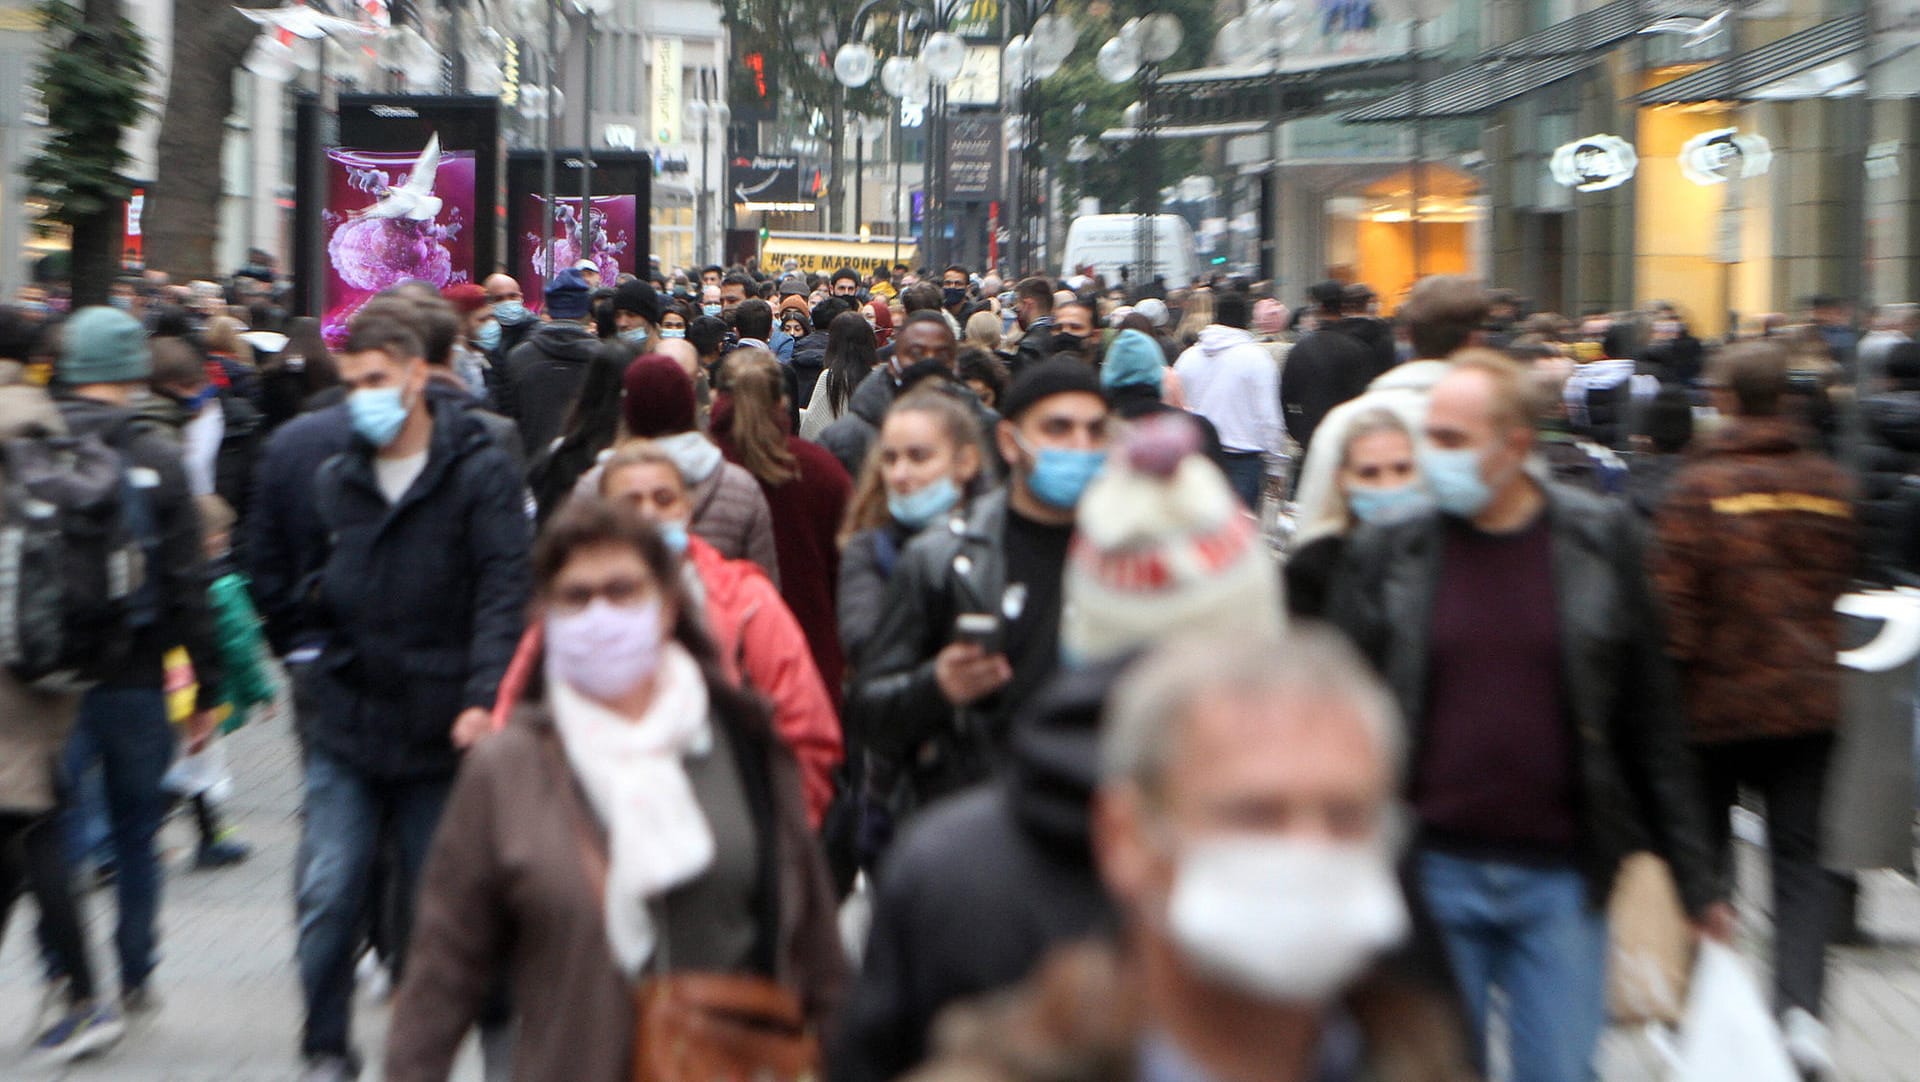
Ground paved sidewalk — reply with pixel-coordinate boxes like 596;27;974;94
3;712;1919;1079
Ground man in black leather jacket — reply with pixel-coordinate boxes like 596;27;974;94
1326;351;1730;1082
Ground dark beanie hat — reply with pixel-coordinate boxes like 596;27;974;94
545;268;592;319
613;278;662;324
622;353;696;436
999;358;1104;422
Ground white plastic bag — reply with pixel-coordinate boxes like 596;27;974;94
1656;941;1798;1082
161;740;234;804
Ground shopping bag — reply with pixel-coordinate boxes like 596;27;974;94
1664;941;1798;1082
161;740;234;805
1828;591;1920;874
1606;852;1693;1026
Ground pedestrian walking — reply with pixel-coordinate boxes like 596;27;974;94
384;497;845;1082
1172;291;1286;509
1650;339;1858;1076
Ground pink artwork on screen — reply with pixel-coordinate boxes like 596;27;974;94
521;194;636;312
322;135;475;346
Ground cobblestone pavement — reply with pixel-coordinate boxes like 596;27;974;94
3;713;1918;1080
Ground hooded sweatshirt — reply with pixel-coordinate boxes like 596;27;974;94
1172;326;1284;456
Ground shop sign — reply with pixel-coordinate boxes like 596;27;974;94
1679;127;1772;186
1549;134;1637;192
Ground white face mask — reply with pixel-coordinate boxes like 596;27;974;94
1166;833;1408;1003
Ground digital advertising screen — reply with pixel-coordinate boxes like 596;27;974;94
505;151;651;312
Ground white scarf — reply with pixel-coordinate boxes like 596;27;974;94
549;642;715;976
655;431;725;485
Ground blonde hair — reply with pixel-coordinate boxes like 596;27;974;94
203;316;254;367
964;310;1003;352
841;390;985;543
718;348;798;485
1174;289;1214;345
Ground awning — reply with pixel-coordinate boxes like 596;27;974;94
1344;0;1716;123
1635;14;1866;103
757;234;917;276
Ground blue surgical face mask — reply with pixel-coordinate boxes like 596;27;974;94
1016;433;1106;510
702;304;722;318
473;319;502;351
619;326;651;345
348;385;411;448
660;327;686;339
492;300;530;326
657;519;690;555
888;476;961;530
1347;481;1431;525
1420;447;1492;519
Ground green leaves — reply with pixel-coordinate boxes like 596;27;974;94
24;0;152;228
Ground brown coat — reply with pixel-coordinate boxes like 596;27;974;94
384;703;847;1082
908;940;1478;1082
1650;416;1858;745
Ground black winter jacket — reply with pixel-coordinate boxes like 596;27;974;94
500;321;599;454
831;659;1117;1082
306;401;532;780
845;490;1016;802
1281;321;1383;453
818;368;1001;483
55;394;226;708
1326;484;1724;914
837;520;917;665
790;330;831;405
1856;389;1920;583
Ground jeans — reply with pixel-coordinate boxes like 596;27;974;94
62;686;175;993
1217;450;1265;511
295;750;451;1059
1417;850;1608;1082
1697;734;1836;1017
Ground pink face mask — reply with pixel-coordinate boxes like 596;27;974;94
545;598;664;701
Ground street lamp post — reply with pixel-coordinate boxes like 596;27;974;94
1215;2;1303;284
1004;6;1075;277
686;89;730;268
1099;14;1181;292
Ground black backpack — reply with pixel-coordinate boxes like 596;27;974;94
0;428;160;690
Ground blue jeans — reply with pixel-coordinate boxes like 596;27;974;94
62;686;175;994
1417;850;1608;1082
295;750;451;1059
1217;450;1265;511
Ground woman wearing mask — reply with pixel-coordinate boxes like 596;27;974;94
802;311;881;441
386;498;846;1082
836;391;988;663
598;445;841;822
711;349;853;699
864;299;894;350
1284;408;1426;618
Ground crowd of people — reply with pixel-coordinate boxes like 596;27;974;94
0;254;1915;1082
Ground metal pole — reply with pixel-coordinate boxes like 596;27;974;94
894;12;906;269
700;119;711;267
541;0;557;282
855;123;866;234
1410;16;1425;282
581;15;594;249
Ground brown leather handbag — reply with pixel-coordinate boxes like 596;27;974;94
550;731;820;1082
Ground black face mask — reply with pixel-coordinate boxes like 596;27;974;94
1050;331;1087;356
943;287;968;308
891;357;954;390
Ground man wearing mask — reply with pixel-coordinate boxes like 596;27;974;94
482;274;534;359
1050;301;1096;365
610;278;662;351
295;314;529;1081
819;311;991;479
1328;351;1730;1082
1008;276;1055;376
941;266;973;329
700;284;725;320
831;266;863;300
1172;290;1286;510
500;268;598;452
909;628;1474;1081
848;360;1108;805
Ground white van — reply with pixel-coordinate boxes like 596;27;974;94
1059;214;1198;288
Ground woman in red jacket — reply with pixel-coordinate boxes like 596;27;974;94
710;348;853;701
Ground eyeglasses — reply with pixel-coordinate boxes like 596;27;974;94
549;576;652;614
